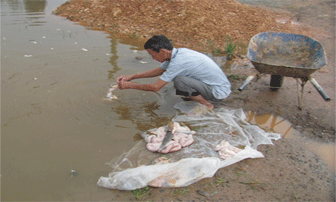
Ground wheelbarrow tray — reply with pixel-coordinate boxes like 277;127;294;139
247;32;327;78
239;32;330;109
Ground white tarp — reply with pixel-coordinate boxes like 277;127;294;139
97;102;281;190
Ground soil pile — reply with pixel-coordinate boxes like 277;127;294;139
53;0;307;51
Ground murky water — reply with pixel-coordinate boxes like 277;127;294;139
246;112;335;173
1;0;180;201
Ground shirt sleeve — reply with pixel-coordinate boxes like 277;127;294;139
160;61;169;70
160;63;184;82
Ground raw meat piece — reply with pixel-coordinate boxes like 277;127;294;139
145;122;195;153
160;141;182;154
146;142;161;152
214;140;242;160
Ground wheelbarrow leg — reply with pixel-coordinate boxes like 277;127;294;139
296;78;308;110
238;72;259;91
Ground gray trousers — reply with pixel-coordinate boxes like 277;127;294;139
173;76;221;102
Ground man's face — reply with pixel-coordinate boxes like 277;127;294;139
146;49;167;63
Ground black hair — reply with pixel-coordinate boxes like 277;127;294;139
144;35;173;53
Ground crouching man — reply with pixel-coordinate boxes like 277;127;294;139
117;35;231;109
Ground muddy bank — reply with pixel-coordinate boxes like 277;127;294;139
53;0;314;52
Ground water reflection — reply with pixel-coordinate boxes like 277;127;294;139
114;99;172;132
107;36;120;79
24;0;46;12
2;0;47;26
245;112;335;173
245;112;295;138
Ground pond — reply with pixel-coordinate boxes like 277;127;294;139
1;0;180;200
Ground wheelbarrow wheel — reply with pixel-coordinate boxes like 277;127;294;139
270;75;284;91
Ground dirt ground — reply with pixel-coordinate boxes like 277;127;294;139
54;0;335;201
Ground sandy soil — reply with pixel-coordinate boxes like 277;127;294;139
54;0;335;201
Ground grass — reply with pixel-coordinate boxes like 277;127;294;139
239;180;261;189
198;36;247;59
131;186;149;200
225;36;237;60
237;39;248;56
171;187;190;195
215;177;229;187
227;74;247;81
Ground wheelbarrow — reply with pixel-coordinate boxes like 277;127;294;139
238;31;331;110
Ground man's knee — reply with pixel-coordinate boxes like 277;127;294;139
173;76;185;89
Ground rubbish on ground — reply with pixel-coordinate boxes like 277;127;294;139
97;102;281;190
24;55;32;57
70;170;78;178
81;48;88;51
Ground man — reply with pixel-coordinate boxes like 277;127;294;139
117;35;231;109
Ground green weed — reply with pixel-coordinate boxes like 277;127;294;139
215;177;229;187
237;39;247;56
239;180;261;189
171;187;189;195
212;46;225;56
227;74;247;81
225;36;237;60
131;186;149;200
236;171;247;176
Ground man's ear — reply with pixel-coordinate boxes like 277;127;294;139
160;49;171;58
159;49;168;54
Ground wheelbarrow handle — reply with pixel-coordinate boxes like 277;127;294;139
309;77;331;101
238;72;259;91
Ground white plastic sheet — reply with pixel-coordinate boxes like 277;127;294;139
97;102;281;190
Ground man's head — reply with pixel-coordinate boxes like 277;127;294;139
144;35;173;53
144;35;173;63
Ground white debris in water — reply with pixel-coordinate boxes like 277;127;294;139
31;41;37;44
81;48;88;51
42;36;46;38
24;55;32;57
51;48;54;50
140;61;148;64
75;42;77;44
34;78;37;80
103;84;118;101
106;53;110;56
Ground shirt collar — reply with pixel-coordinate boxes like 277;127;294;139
171;48;178;60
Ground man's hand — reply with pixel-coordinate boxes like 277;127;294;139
116;75;133;84
117;80;132;90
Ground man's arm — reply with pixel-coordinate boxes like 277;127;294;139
118;78;168;92
117;67;165;83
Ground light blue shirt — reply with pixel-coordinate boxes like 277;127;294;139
160;48;231;99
